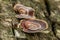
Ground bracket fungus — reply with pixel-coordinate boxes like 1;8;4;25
14;4;35;19
14;4;48;33
18;19;48;33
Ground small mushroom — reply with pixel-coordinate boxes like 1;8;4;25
14;4;35;19
18;19;48;33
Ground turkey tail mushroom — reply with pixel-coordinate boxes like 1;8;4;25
14;4;48;33
14;4;35;19
18;19;48;33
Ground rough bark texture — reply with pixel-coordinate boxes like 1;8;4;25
0;0;60;40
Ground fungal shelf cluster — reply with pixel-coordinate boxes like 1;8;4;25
14;4;48;33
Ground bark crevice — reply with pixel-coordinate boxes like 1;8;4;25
44;0;60;40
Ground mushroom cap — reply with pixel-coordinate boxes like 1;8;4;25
13;4;35;15
13;4;25;11
14;4;35;19
18;19;48;33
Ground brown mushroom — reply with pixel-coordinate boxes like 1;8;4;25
18;19;48;33
14;4;35;16
14;4;35;19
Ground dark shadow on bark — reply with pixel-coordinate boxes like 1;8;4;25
44;0;60;40
0;38;2;40
44;0;51;17
0;4;2;13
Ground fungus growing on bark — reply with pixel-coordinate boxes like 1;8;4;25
14;4;35;19
14;4;48;33
18;19;48;33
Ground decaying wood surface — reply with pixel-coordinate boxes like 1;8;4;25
0;0;60;40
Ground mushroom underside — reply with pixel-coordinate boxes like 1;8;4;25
15;14;35;19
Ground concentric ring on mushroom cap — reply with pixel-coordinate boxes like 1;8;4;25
14;4;35;19
13;4;25;11
18;19;48;33
14;4;35;15
24;21;41;30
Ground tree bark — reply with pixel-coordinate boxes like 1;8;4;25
0;0;60;40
